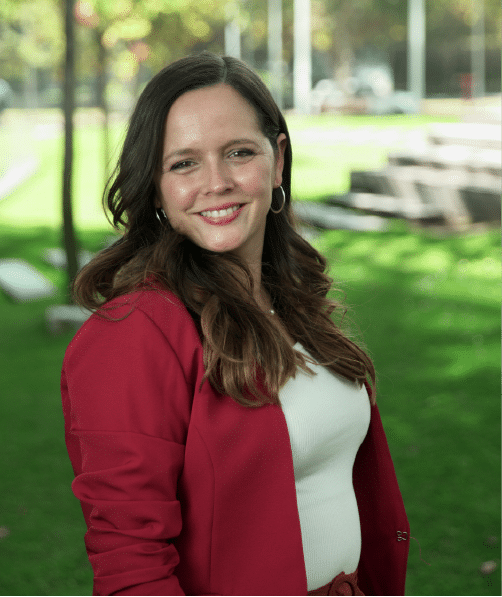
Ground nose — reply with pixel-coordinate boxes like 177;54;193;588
202;159;234;195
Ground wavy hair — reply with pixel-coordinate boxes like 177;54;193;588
72;51;376;407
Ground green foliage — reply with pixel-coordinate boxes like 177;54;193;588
2;0;500;100
0;0;64;71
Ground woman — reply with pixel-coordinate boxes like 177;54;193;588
61;52;410;596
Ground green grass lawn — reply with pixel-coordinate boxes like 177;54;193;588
314;222;501;597
0;117;126;231
0;111;499;595
0;111;458;230
0;221;499;596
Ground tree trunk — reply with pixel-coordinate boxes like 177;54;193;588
95;28;110;185
333;0;355;95
23;64;38;109
62;0;79;304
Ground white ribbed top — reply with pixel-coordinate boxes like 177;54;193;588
279;342;371;592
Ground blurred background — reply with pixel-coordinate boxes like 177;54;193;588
0;0;500;595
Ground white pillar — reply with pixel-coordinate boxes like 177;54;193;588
225;2;241;59
407;0;426;103
268;0;283;109
471;0;486;98
293;0;311;114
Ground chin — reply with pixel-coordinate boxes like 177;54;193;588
203;242;242;254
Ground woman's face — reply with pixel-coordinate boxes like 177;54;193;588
156;83;287;267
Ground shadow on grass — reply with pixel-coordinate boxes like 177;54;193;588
317;225;501;597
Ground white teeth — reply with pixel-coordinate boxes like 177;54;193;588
200;204;241;218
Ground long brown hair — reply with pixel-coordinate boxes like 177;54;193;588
72;51;376;407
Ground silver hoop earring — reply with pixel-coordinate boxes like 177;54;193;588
156;207;167;223
270;186;286;214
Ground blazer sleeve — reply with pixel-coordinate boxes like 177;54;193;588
61;307;192;596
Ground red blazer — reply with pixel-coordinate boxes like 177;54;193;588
61;281;410;596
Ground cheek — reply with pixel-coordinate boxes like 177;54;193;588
239;163;274;195
159;178;195;217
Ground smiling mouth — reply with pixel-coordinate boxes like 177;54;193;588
199;204;243;218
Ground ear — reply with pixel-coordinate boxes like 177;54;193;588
273;133;288;188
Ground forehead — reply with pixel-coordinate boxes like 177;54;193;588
163;83;264;149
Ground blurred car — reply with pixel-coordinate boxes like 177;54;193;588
367;90;420;115
311;63;418;115
352;63;394;98
311;79;344;113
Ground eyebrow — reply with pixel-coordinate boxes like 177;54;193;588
163;138;260;163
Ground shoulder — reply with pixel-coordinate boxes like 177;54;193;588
61;279;199;439
64;278;202;372
97;277;192;327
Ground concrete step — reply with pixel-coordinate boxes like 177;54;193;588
0;259;57;302
428;123;501;150
350;170;395;195
388;145;501;176
45;304;93;335
326;193;444;221
385;164;501;195
42;248;94;270
352;165;501;197
292;201;389;231
347;165;501;228
0;156;39;200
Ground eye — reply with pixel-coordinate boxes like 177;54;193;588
229;149;255;159
170;159;195;171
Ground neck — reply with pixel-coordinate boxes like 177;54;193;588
230;249;272;313
254;284;274;314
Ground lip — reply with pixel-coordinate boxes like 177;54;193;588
197;203;245;226
196;202;242;214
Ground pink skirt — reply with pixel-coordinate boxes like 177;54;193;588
307;568;365;596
